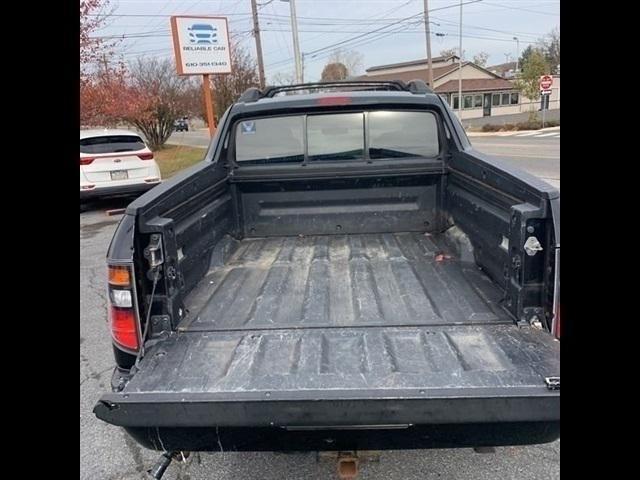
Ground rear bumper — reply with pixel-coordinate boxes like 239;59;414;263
80;181;160;200
124;422;560;452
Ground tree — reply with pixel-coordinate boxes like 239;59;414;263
327;49;364;77
518;45;535;70
80;0;116;82
540;28;560;75
321;62;348;81
472;51;489;67
125;58;195;149
269;72;296;85
439;48;457;58
514;49;550;117
210;43;259;122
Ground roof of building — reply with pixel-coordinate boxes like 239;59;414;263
365;55;459;73
434;78;515;93
360;63;461;84
487;61;517;74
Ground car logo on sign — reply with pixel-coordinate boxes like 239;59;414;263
188;24;218;44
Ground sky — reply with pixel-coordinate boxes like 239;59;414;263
93;0;560;82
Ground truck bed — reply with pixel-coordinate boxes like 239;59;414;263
180;232;512;332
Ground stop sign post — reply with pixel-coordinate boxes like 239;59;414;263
539;75;553;128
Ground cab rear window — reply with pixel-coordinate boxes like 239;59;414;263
234;110;440;164
80;135;146;154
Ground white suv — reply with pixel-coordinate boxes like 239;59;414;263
80;129;162;200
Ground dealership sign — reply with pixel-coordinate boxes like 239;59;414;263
170;16;232;75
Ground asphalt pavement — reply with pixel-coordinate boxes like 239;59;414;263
470;133;560;189
80;131;560;480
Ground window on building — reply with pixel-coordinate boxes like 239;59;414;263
492;93;500;106
439;94;449;105
501;93;510;105
474;95;483;108
510;93;519;105
452;95;459;110
463;95;473;109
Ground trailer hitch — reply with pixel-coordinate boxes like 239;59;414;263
147;451;189;479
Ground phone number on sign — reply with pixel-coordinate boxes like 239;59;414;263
186;62;228;67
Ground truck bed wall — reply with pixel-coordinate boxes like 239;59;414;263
235;174;444;237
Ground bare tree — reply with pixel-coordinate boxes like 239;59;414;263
472;51;489;67
439;48;458;58
321;62;348;81
127;57;193;149
328;49;364;77
269;71;296;85
540;27;560;74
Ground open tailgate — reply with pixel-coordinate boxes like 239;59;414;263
95;324;559;428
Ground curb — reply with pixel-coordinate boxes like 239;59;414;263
466;126;560;137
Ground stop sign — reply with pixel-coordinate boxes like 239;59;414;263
539;75;553;90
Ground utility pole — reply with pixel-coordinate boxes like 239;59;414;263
282;0;302;83
458;0;463;118
513;36;520;77
251;0;266;89
423;0;434;87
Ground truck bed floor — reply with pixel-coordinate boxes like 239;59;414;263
181;232;511;331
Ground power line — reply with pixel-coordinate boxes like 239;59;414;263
482;1;559;16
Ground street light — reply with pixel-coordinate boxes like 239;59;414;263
513;36;520;77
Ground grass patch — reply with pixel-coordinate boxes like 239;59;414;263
155;144;207;178
480;119;560;132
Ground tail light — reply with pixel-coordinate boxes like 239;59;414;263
107;264;140;352
80;157;94;165
138;152;154;160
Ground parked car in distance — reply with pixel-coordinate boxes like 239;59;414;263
174;119;189;132
80;129;161;201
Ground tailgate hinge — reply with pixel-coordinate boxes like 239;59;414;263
144;234;164;269
544;376;560;390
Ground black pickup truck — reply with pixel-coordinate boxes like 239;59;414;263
94;80;559;470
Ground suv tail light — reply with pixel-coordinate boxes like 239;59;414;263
107;264;140;352
138;153;154;160
80;157;94;165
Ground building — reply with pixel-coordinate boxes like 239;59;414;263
487;61;517;79
361;55;560;119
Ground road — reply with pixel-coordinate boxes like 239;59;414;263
168;129;560;189
80;133;560;480
470;132;560;189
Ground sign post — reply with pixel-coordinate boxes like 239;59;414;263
539;75;553;129
170;16;232;138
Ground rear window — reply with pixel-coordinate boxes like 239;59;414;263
369;111;439;159
235;116;304;164
307;113;364;161
234;110;441;164
80;135;146;154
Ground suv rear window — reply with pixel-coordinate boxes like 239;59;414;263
80;135;146;154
